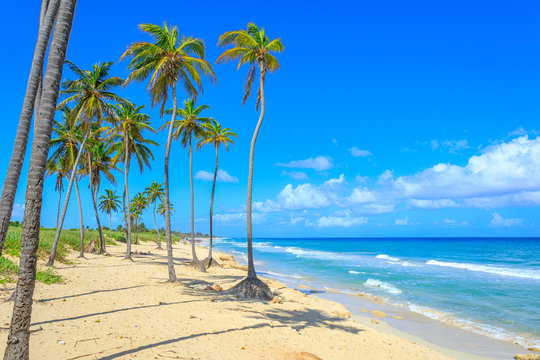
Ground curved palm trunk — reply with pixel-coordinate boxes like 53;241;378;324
47;128;89;266
229;65;272;301
163;85;178;281
124;135;132;259
4;1;76;357
135;217;139;245
109;213;112;242
189;136;203;273
206;145;218;266
0;0;60;256
74;176;84;258
90;180;105;254
153;201;162;249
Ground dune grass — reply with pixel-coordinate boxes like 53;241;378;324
0;256;62;284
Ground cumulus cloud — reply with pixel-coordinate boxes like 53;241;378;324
509;127;527;137
195;169;238;183
395;217;409;226
349;147;372;157
277;183;330;210
275;156;333;171
281;170;309;180
408;199;458;209
489;213;522;228
214;212;265;224
317;210;368;227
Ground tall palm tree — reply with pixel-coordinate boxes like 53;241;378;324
120;22;215;281
4;1;76;357
131;192;148;245
48;106;85;246
47;60;123;266
83;139;118;254
163;99;210;271
216;23;283;299
45;159;66;228
0;0;60;256
73;174;85;258
144;181;165;248
197;118;237;268
158;201;174;216
105;101;155;259
99;189;121;242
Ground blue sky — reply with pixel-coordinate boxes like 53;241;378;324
1;0;540;237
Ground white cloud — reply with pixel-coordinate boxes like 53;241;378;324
509;127;527;137
281;170;309;180
489;213;523;228
195;169;238;183
252;200;281;213
349;147;373;157
442;219;470;227
332;139;338;146
317;211;368;228
275;156;333;171
408;199;458;209
277;183;329;210
430;140;439;150
395;217;409;226
349;187;377;204
323;174;345;189
442;140;470;154
355;175;369;184
214;212;265;224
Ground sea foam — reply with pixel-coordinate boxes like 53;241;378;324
376;254;400;262
426;260;540;280
365;278;402;295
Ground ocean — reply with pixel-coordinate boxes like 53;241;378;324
211;237;540;350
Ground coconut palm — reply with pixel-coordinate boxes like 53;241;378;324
48;106;85;249
99;189;121;242
105;101;155;259
197;118;237;268
46;159;66;228
4;1;76;357
216;23;283;299
47;60;123;266
144;181;165;248
83;139;118;254
162;99;210;271
120;22;215;281
158;201;174;216
131;192;148;245
0;0;60;256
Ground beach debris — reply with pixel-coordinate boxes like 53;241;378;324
272;296;281;304
514;355;540;360
332;310;351;319
360;308;367;312
94;319;100;323
204;285;214;291
213;284;223;292
84;239;98;254
392;315;404;320
371;310;387;318
529;348;540;353
58;340;65;345
370;319;380;324
219;254;234;262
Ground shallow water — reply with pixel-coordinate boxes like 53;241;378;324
212;237;540;349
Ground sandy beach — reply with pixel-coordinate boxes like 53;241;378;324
0;240;463;360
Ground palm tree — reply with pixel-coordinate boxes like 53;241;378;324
216;23;283;299
4;1;76;357
83;139;118;254
48;106;85;249
105;101;155;259
163;99;210;271
158;201;174;216
197;118;237;268
0;0;60;256
120;22;215;281
45;159;66;228
131;192;148;245
99;189;121;242
144;181;165;248
47;60;123;266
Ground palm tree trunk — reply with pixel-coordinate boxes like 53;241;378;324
109;213;112;242
74;176;84;258
55;187;62;228
3;1;76;357
207;145;218;264
164;84;178;281
135;218;139;245
47;127;89;267
0;0;60;256
90;181;105;254
153;201;162;249
124;135;132;259
189;136;200;265
245;66;267;279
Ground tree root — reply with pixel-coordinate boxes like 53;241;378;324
188;259;206;272
202;257;222;269
226;276;273;301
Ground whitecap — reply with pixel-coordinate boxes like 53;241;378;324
426;260;540;280
364;278;402;295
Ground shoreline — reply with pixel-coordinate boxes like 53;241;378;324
209;241;537;360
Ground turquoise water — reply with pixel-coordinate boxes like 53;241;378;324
212;237;540;348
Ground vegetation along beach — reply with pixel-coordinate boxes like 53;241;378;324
0;1;539;359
